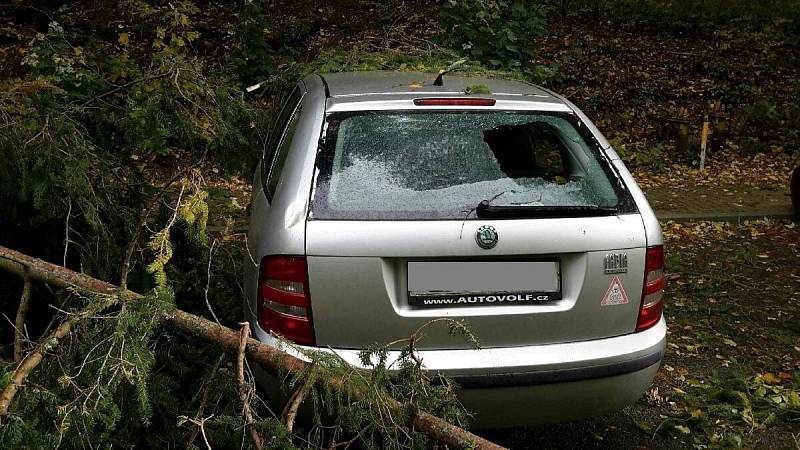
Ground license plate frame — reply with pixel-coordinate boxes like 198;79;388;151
407;260;562;309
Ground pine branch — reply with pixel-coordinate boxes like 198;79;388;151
13;269;32;362
282;367;311;433
188;352;226;448
79;71;173;108
0;244;506;450
120;170;187;290
0;294;118;415
237;322;262;450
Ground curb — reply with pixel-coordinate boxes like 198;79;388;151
656;211;797;223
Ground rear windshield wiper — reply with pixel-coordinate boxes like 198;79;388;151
475;200;617;219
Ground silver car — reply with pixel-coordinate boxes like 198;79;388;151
244;71;666;427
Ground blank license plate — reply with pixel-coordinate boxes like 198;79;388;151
407;261;561;308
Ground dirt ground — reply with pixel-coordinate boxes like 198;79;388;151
480;220;800;449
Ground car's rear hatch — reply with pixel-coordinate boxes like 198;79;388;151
305;107;646;350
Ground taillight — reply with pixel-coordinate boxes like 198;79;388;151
637;245;665;331
414;98;496;106
257;256;315;345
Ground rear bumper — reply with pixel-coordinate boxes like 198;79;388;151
251;317;665;380
450;347;662;388
459;361;661;427
250;317;665;426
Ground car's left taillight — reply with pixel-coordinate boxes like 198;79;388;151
257;256;315;345
637;245;665;332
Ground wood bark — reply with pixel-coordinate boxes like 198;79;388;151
282;373;309;433
237;322;262;450
13;271;32;362
0;245;505;450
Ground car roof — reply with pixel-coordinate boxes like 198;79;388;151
319;71;548;96
314;71;570;112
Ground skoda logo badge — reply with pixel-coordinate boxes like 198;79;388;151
475;225;498;249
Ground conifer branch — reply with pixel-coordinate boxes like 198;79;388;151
183;415;214;450
120;170;187;290
283;367;311;433
63;198;72;266
237;322;262;450
13;269;32;362
0;245;506;450
79;71;173;108
188;352;226;448
0;294;118;416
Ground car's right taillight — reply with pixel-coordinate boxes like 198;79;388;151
257;256;315;345
637;245;665;331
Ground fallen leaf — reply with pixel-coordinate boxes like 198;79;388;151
760;372;781;385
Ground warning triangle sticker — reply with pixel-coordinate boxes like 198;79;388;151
601;275;629;306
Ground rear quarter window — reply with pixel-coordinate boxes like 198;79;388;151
263;88;304;200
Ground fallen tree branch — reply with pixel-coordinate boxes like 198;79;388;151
183;414;214;450
120;171;187;290
282;366;311;433
0;245;505;450
79;71;173;108
237;322;262;450
188;352;226;448
0;294;117;415
13;270;32;362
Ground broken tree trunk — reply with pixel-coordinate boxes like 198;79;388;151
0;245;506;450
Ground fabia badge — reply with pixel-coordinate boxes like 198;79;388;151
475;225;498;249
604;252;628;274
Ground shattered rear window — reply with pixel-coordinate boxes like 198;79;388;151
311;111;630;220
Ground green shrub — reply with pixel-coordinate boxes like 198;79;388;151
228;0;275;86
437;0;547;72
740;137;766;156
570;0;800;36
742;100;800;155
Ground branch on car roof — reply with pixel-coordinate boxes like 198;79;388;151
0;244;507;450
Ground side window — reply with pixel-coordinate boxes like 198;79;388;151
265;98;303;200
262;86;303;200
